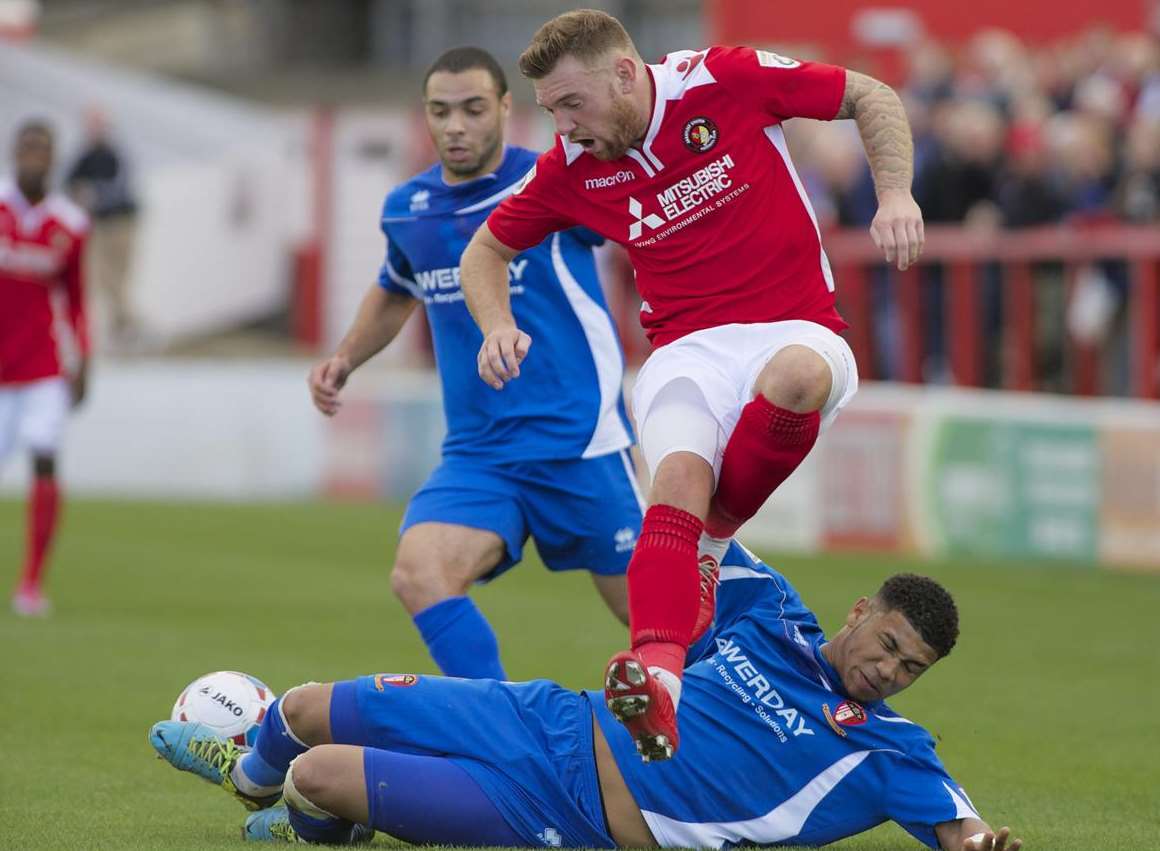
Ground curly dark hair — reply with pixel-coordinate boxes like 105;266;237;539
875;574;959;658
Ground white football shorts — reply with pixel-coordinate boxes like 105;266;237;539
632;320;859;481
0;377;71;462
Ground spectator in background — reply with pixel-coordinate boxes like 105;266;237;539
67;107;139;350
911;99;1005;381
1115;118;1160;222
792;25;1160;393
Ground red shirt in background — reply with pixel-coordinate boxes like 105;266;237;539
0;180;89;385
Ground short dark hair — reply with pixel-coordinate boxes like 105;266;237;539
423;47;508;96
875;573;959;658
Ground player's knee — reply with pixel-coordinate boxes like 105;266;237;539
390;554;460;612
280;683;330;747
284;750;333;815
649;452;713;516
390;556;431;608
756;346;832;413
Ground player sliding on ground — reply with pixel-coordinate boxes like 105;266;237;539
307;47;642;679
458;10;924;762
151;545;1022;850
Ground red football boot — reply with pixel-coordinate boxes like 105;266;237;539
604;650;679;762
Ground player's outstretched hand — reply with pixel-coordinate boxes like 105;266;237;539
308;354;352;416
478;325;532;390
870;189;924;271
964;827;1023;851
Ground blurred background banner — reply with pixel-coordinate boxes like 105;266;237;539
1;0;1158;569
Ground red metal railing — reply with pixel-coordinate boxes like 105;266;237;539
823;225;1160;398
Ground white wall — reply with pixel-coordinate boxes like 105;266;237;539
0;360;327;499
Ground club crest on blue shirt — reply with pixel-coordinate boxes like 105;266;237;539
683;117;718;153
823;700;867;736
374;673;419;690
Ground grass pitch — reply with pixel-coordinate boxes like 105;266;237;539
2;498;1158;850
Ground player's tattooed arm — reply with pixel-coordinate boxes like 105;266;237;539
834;70;913;195
835;69;925;271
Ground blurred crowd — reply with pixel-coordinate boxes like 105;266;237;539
788;28;1160;392
797;27;1160;230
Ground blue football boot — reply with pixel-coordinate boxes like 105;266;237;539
244;806;375;844
149;720;281;811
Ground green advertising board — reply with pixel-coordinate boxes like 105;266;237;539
926;417;1099;562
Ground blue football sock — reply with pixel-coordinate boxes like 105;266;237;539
286;805;358;844
363;747;523;846
238;696;307;788
413;596;507;680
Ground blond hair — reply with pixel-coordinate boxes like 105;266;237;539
518;9;637;79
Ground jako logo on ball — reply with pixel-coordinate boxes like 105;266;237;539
171;670;276;747
197;685;246;717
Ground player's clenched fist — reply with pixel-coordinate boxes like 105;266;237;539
478;326;532;390
308;354;352;416
870;189;925;271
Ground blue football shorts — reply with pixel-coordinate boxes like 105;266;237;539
400;448;644;580
330;674;615;848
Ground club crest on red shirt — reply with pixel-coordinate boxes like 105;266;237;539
683;117;718;153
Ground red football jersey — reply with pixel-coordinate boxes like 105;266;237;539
488;45;849;347
0;180;89;385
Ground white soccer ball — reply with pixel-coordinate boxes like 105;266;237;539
171;671;276;748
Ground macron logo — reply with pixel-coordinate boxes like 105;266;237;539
628;196;665;240
585;170;636;190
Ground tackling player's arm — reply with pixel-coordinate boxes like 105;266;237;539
936;817;1023;851
834;70;924;271
460;222;530;391
308;286;419;417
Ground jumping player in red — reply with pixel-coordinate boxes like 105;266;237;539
1;120;90;616
460;10;924;761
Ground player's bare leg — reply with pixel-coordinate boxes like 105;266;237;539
282;745;370;822
606;451;711;762
279;682;334;745
590;573;629;625
12;453;60;616
705;345;831;539
390;522;508;679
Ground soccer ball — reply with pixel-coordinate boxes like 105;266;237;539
171;671;276;748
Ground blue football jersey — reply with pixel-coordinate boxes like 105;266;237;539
379;146;632;463
589;543;979;848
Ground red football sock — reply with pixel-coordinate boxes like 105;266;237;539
627;504;703;679
705;395;820;539
19;476;60;593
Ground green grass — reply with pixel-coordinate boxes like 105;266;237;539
2;498;1158;850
